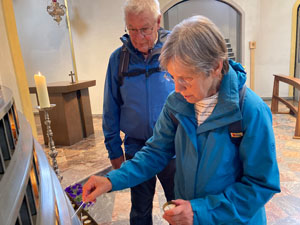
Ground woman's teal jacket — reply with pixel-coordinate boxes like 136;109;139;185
107;60;280;224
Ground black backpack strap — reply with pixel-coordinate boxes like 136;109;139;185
229;84;247;146
118;45;130;86
122;67;161;78
116;45;130;105
169;112;179;127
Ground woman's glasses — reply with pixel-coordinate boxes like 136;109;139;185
164;72;194;87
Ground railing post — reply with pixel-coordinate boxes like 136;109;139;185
271;75;279;113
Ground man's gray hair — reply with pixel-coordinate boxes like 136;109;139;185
160;15;229;76
124;0;161;20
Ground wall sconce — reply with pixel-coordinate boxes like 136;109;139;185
47;0;66;24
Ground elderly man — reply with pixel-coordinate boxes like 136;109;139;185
102;0;175;224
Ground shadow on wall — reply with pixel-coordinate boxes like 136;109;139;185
70;7;89;37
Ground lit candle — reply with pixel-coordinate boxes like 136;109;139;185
34;72;50;108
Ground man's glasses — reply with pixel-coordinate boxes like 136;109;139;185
164;72;194;87
126;27;154;36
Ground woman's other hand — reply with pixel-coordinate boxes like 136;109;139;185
163;199;193;225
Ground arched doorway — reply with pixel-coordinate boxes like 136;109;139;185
163;0;242;63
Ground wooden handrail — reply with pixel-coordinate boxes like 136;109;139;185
271;74;300;139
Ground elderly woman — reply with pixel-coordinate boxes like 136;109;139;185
83;16;280;225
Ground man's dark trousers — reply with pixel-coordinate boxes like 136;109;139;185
125;153;176;225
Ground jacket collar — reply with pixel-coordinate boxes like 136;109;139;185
166;60;247;133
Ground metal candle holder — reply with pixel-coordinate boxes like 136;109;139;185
37;104;63;181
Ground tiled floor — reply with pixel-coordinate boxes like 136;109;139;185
35;101;300;225
265;112;300;225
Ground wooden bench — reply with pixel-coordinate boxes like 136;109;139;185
271;74;300;139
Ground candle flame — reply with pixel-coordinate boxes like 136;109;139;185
38;72;41;76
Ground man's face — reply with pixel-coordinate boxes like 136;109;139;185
126;10;161;54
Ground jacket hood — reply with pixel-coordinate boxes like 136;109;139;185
166;60;247;132
229;59;247;90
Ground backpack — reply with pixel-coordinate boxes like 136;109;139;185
170;84;247;146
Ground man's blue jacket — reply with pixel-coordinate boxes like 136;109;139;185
102;29;174;159
107;60;281;224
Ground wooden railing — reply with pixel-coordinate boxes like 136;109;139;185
271;74;300;139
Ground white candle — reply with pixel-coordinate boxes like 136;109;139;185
34;72;50;108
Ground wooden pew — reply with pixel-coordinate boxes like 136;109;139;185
271;74;300;139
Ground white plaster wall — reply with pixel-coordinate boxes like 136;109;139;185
68;0;125;114
255;0;295;97
13;0;125;114
0;2;22;112
11;0;296;115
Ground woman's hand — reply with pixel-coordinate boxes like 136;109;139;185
82;175;112;203
163;199;193;225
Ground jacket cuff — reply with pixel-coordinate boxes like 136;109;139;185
108;147;124;159
190;198;208;224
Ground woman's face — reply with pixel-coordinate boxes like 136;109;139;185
167;60;222;103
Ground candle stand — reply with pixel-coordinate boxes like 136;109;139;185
37;104;63;182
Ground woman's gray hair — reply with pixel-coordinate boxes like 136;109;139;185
160;15;229;76
124;0;161;20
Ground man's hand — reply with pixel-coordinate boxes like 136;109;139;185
82;176;112;203
163;199;194;225
110;155;125;169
